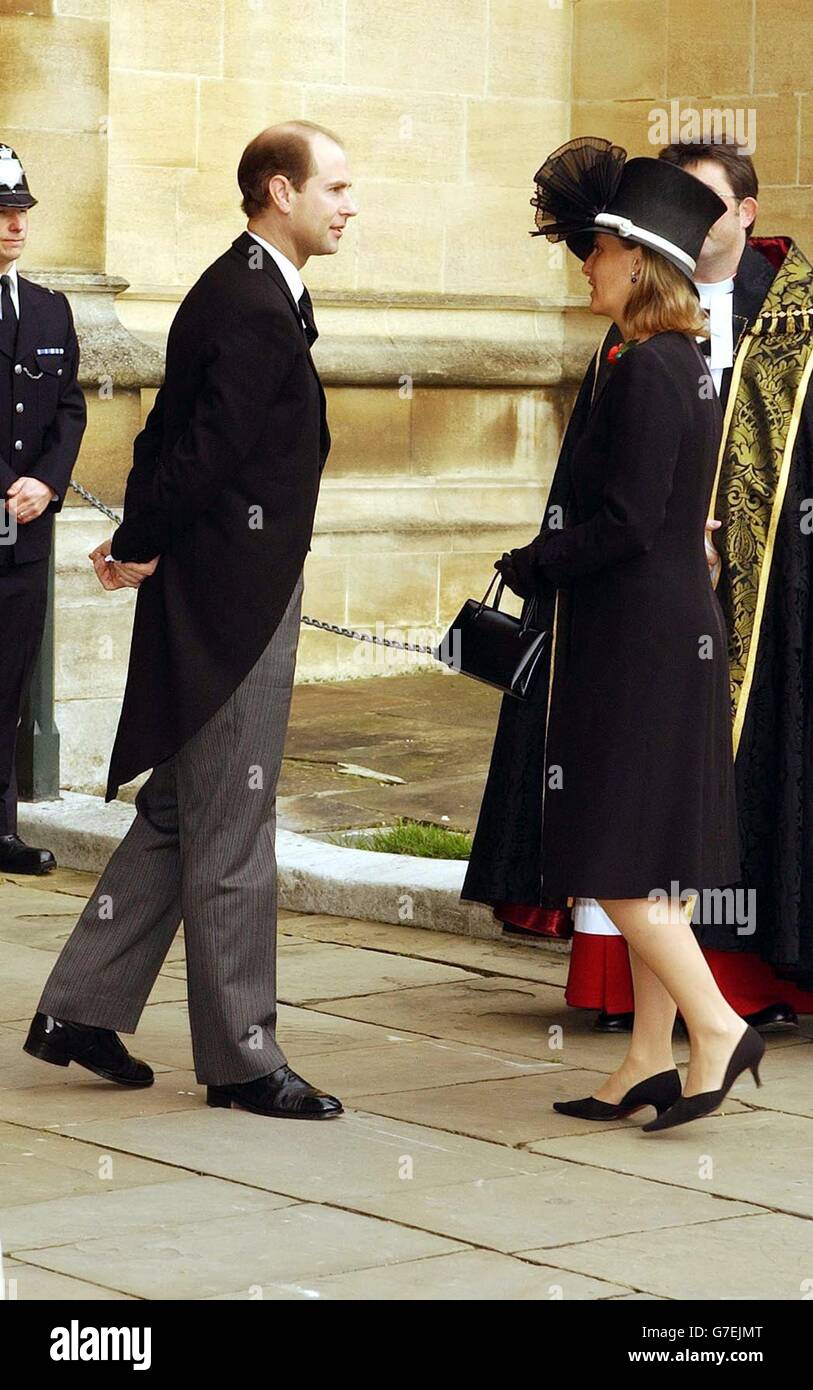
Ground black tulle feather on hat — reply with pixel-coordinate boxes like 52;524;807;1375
529;135;728;279
530;136;626;244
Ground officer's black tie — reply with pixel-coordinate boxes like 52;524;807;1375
699;337;712;357
0;274;18;357
298;285;318;348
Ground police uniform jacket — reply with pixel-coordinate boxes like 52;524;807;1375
0;275;86;562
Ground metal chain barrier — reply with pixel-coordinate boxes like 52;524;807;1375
69;479;438;655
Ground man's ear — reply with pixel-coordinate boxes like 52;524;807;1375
267;173;293;215
740;196;758;234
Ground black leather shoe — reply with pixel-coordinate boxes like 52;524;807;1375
23;1011;154;1087
207;1065;343;1119
744;1002;798;1031
642;1024;765;1133
594;1010;635;1033
0;834;56;875
553;1067;681;1121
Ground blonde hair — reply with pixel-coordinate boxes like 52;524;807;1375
625;245;708;339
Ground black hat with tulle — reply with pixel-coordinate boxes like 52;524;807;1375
0;144;37;209
530;137;725;282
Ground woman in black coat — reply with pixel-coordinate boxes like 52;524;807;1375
475;140;767;1131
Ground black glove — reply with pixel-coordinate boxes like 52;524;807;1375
494;547;537;601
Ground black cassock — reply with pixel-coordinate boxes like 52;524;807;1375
106;232;330;801
462;330;741;903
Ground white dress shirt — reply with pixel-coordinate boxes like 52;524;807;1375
247;231;306;330
696;276;735;397
0;258;20;322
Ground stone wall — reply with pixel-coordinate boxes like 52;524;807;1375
2;0;587;793
567;0;813;294
6;0;812;794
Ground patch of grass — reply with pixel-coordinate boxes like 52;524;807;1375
331;818;472;860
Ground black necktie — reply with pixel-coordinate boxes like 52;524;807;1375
0;274;17;356
298;285;318;348
699;337;712;357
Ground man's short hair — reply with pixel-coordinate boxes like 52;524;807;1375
238;120;343;218
658;140;758;234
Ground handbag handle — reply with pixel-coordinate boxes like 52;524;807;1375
476;570;539;634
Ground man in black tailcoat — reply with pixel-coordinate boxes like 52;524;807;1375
27;122;358;1119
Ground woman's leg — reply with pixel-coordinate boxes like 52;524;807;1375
596;896;747;1097
592;945;677;1102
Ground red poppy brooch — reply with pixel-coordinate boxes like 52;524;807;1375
607;340;637;364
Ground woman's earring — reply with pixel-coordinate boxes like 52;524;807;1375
631;269;639;283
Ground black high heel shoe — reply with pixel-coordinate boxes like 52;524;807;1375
553;1068;681;1121
642;1024;765;1133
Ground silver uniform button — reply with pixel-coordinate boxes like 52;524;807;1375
14;439;23;451
57;368;63;376
14;363;21;374
15;402;23;413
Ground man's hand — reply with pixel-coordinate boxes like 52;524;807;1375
705;517;722;589
89;540;160;591
6;476;57;524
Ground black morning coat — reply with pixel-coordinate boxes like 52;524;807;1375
105;231;330;801
0;276;86;562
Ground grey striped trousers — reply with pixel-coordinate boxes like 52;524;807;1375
38;570;304;1085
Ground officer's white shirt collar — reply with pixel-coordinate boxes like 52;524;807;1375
0;258;20;320
247;231;304;306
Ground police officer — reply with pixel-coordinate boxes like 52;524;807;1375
0;145;86;873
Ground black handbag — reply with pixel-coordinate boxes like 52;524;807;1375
434;572;551;699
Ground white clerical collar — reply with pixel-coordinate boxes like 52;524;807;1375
695;276;734;375
695;276;735;298
247;231;304;305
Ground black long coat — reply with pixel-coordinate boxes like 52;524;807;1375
463;330;741;903
0;275;86;562
105;232;330;801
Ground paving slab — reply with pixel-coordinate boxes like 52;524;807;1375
17;1204;467;1300
0;940;186;1025
732;1039;813;1118
0;1072;199;1130
2;884;807;1302
309;976;692;1068
205;1249;633;1300
0;1120;183;1208
278;794;394;834
53;999;423;1074
345;1167;758;1254
2;1175;296;1253
160;940;479;1002
0;879;187;962
527;1109;813;1218
59;1108;549;1203
0;888;89;919
277;913;570;985
0;1024;175;1091
608;1291;669;1300
0;913;94;954
523;1211;812;1300
277;1002;434;1060
282;1038;556;1101
2;1257;135;1300
0;868;97;898
352;1071;747;1146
